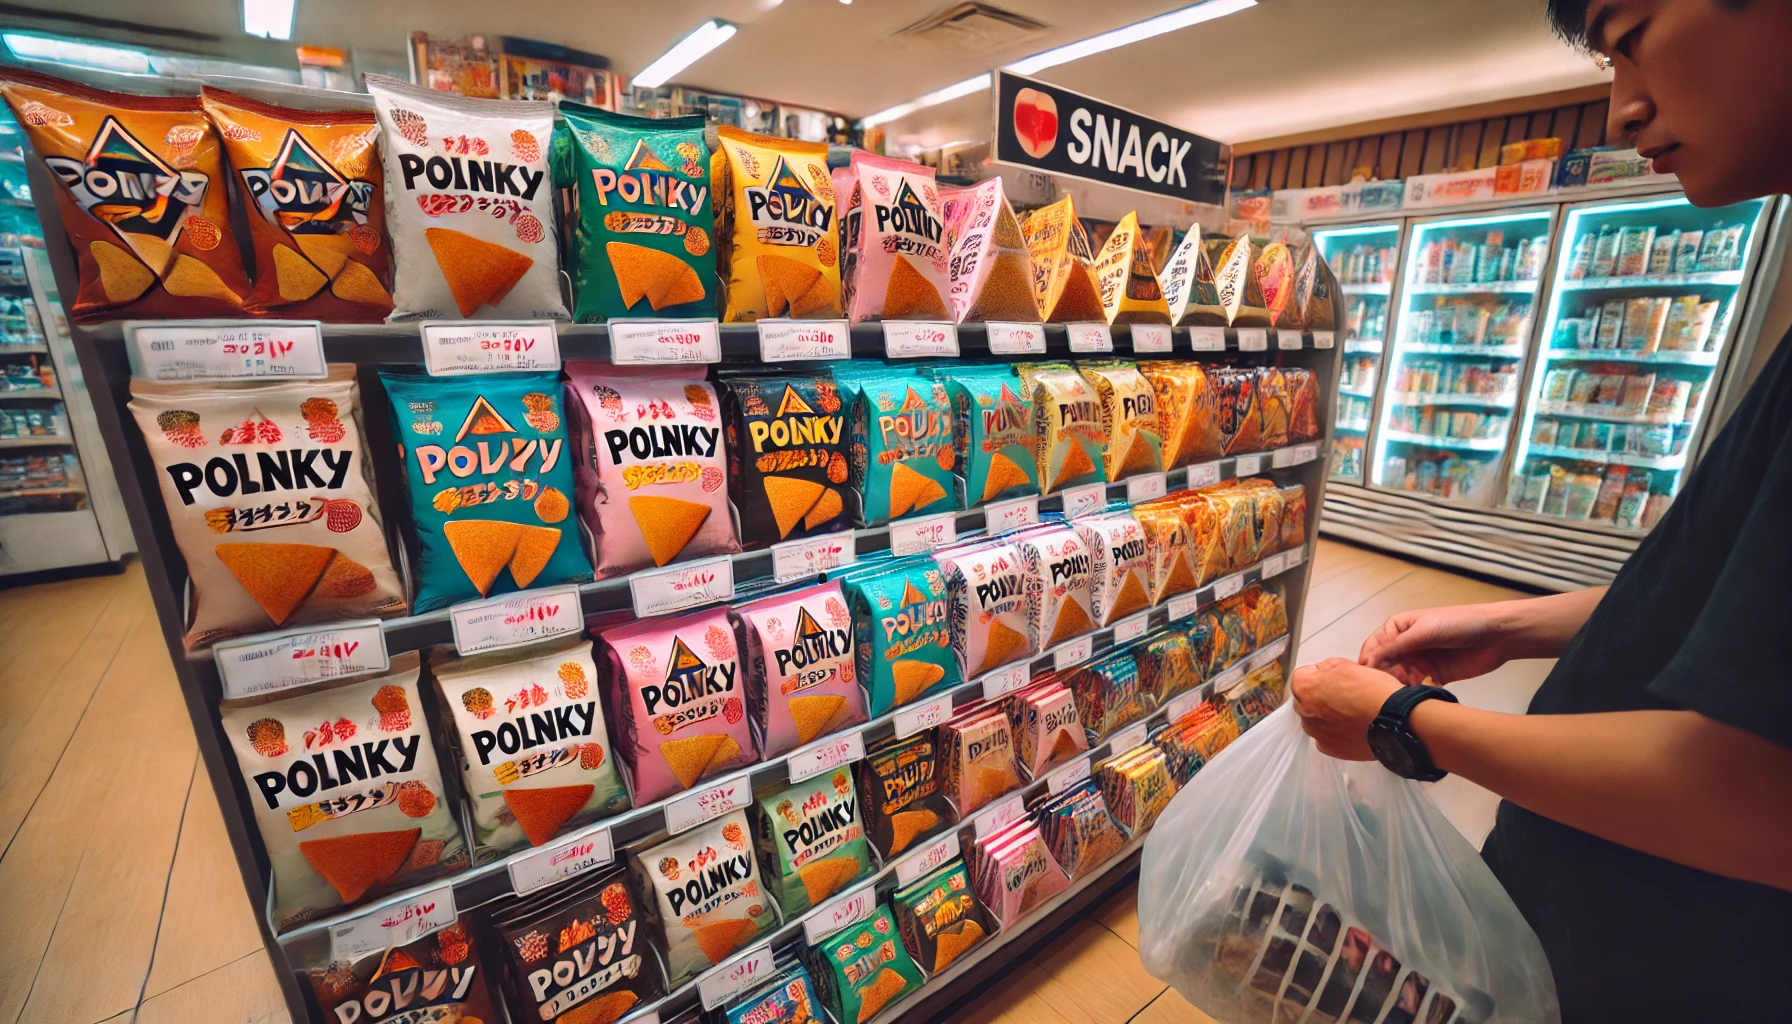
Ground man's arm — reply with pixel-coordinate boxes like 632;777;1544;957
1357;587;1607;685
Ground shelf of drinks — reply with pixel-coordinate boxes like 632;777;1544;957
1397;343;1526;359
1342;339;1384;355
0;344;48;355
1380;429;1508;452
0;387;59;400
1335;421;1369;433
1338;385;1376;400
1523;444;1686;470
0;434;70;449
1533;401;1681;425
1558;270;1745;291
1540;347;1720;367
1404;281;1540;296
270;550;1307;964
1339;282;1392;296
1386;392;1516;409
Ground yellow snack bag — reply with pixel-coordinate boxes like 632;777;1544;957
1091;211;1172;325
1020;195;1104;322
716;127;839;321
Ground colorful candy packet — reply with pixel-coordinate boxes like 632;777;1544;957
1007;677;1087;778
724;961;826;1024
365;73;566;320
1077;360;1162;481
971;817;1069;927
858;731;953;857
937;537;1034;678
1254;240;1298;325
1016;362;1105;494
1090;211;1172;325
755;767;873;916
634;809;775;986
1093;740;1176;832
1074;511;1153;626
1228;661;1287;730
1018;195;1104;321
1208;234;1275;327
1293;241;1340;330
1155;698;1241;783
1011;524;1096;651
306;918;497;1024
941;701;1022;815
1134;627;1197;707
594;605;757;803
893;859;989;976
1190;601;1246;677
0;67;249;321
1133;498;1199;604
834;365;958;525
1257;366;1292;451
200;86;391;320
736;581;866;758
1035;778;1127;880
800;901;925;1023
838;557;958;716
219;652;465;930
936;365;1037;506
714;126;840;320
718;372;850;548
1211;365;1264;456
846;152;951;323
1285;367;1322;442
1138;360;1223;467
1160;223;1229;327
939;176;1040;323
1067;648;1148;738
1279;483;1309;551
564;362;740;576
488;867;662;1024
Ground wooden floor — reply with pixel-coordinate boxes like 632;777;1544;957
0;539;1553;1024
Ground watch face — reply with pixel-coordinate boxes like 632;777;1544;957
1368;723;1417;777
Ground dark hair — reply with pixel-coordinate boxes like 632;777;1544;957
1547;0;1595;47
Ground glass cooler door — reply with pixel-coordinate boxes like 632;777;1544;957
1504;194;1771;530
1370;208;1556;506
1312;221;1402;483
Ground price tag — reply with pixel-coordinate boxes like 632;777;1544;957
1286;545;1306;568
1108;721;1150;753
1292;443;1318;465
772;531;856;583
1214;572;1245;599
986;322;1047;355
329;885;456;962
1313;330;1335;349
1271;447;1297;468
1277;329;1303;350
608;318;722;364
981;661;1032;700
1238;328;1269;352
1162;689;1204;723
1166;591;1203;620
1111;611;1150;645
1260;552;1287;578
1125;472;1167;504
889;513;956;557
1187;461;1222;488
1189;326;1226;352
758;319;852;361
974;792;1028;837
1213;664;1248;693
449;584;582;655
883;321;959;358
1053;635;1093;671
629;555;734;617
664;772;753;835
698;943;777;1010
1234;454;1263;476
1045;755;1093;794
984;495;1039;535
1249;636;1290;670
126;320;327;381
803;883;878;944
1131;324;1173;353
420;320;560;374
1066;322;1114;353
786;730;866;783
508;822;613;895
894;692;954;738
214;620;389;699
895;831;961;886
1060;483;1108;520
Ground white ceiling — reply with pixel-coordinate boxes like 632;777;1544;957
10;0;1608;147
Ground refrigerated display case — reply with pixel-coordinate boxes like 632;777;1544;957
1504;194;1772;530
1313;221;1401;483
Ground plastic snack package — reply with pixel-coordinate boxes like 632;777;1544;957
488;868;663;1024
1155;697;1241;783
1139;360;1222;467
305;916;497;1024
1093;741;1176;833
128;367;407;647
846;152;951;323
937;365;1038;506
1037;778;1127;881
939;176;1040;323
1068;647;1148;738
364;74;566;320
1161;224;1230;327
219;653;466;930
715;126;840;321
0;67;251;321
430;638;629;858
755;767;873;916
1011;524;1097;652
1142;705;1560;1024
799;901;925;1023
1208;235;1275;327
941;701;1023;815
735;581;866;758
1293;242;1340;331
1284;367;1321;443
937;538;1034;678
380;369;593;611
633;808;775;986
1074;511;1153;626
717;372;849;548
1254;240;1297;325
1278;483;1308;552
1078;359;1163;481
838;557;958;716
1019;194;1105;321
1133;499;1199;605
1256;367;1292;452
1009;677;1088;777
722;962;825;1024
971;817;1069;926
1017;361;1106;494
1135;627;1197;707
894;859;990;976
833;364;959;526
1091;211;1173;325
1211;365;1264;455
859;731;954;857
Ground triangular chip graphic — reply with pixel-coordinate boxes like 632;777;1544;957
899;386;928;413
1049;439;1097;491
1047;729;1082;762
993;203;1027;250
271;243;329;302
443;520;525;596
331;260;394;307
704;733;744;774
214;543;334;625
508;525;561;588
884;254;947;319
1048;259;1104;322
660;733;727;789
1117;431;1161;478
976;619;1028;675
972;764;1015;807
799;854;859;906
775;385;815;417
803;487;843;530
163;255;240;304
125;232;174;280
372;948;423;982
936;920;986;973
892;659;945;705
1108;572;1150;622
788;272;838;318
298;827;420;903
624;138;673;172
694;918;757;965
888;808;939;854
1161;555;1198;597
89;239;156;304
764;475;826;539
757;253;821;317
789;694;848;745
969;250;1039;322
454;395;517;442
504;784;595;846
980;451;1032;502
888;461;946;517
608;241;704;311
425;227;533;317
900;581;930;611
627;494;711;565
295;233;358;278
1046;597;1094;649
668;636;706;674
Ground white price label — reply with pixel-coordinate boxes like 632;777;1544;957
985;321;1047;355
786;730;866;783
895;831;961;886
126;320;327;381
1126;472;1167;504
1286;545;1306;568
1111;611;1150;645
1249;636;1290;670
772;531;856;583
894;692;954;739
1066;322;1114;353
883;321;959;358
1060;483;1108;520
1162;689;1204;722
629;555;734;617
608;319;722;364
984;495;1039;535
1293;443;1318;465
1260;553;1287;578
449;585;582;656
1045;755;1093;794
329;885;456;962
1187;461;1222;488
889;513;956;557
1213;664;1248;693
1107;721;1150;753
1130;324;1173;353
1271;447;1297;468
214;620;389;699
698;943;777;1010
803;883;878;945
980;661;1032;700
1234;454;1263;476
1277;329;1303;350
1214;573;1245;599
758;319;852;361
974;792;1028;837
1053;635;1093;671
1189;326;1226;351
420;320;560;374
664;772;752;835
1312;330;1335;349
1238;328;1269;351
1166;592;1203;620
508;822;613;895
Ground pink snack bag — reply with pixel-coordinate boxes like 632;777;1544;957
935;537;1035;679
939;177;1041;324
734;581;867;757
847;152;952;324
565;361;740;578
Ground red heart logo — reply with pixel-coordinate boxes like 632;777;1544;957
1013;88;1059;159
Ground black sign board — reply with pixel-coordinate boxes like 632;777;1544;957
991;70;1230;206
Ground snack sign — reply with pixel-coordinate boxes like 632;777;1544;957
992;71;1228;206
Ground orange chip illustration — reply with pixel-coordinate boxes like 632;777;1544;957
884;255;948;320
764;475;825;539
294;233;357;278
1108;572;1150;622
503;784;595;847
693;917;759;965
533;486;570;523
935;920;986;972
317;552;378;599
803;487;844;530
888;461;946;518
606;241;704;312
1047;729;1083;762
891;659;945;706
1049;440;1096;491
1117;432;1160;479
972;765;1015;807
442;520;525;596
508;525;562;589
857;967;910;1022
558;991;640;1024
1046;597;1094;649
89;240;156;304
979;452;1032;503
163;255;242;304
214;542;335;624
297;827;421;903
271;243;329;302
798;854;860;905
788;694;848;745
888;808;940;854
788;273;839;318
426;227;534;317
627;495;711;566
330;260;394;308
660;733;728;789
976;619;1028;675
1161;555;1198;597
757;253;822;318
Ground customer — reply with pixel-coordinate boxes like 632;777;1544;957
1288;0;1792;1020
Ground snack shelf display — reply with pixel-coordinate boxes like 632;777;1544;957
1312;222;1400;484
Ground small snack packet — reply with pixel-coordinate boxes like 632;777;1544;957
1036;778;1127;880
839;558;958;716
937;538;1034;678
1254;240;1298;325
1134;628;1197;707
971;820;1069;926
1010;679;1087;778
634;809;775;986
1155;698;1240;783
835;365;959;526
1067;648;1147;738
1285;367;1322;443
1078;360;1163;481
488;868;662;1024
937;365;1037;506
1133;498;1199;604
1161;224;1229;327
716;126;841;320
800;902;925;1023
1279;483;1309;552
942;703;1022;815
1093;742;1176;832
1011;524;1096;651
1018;195;1104;321
1016;362;1105;494
306;918;497;1024
1138;360;1222;468
846;152;951;323
1211;366;1264;455
755;767;873;916
1228;662;1287;730
719;373;850;547
1208;235;1274;327
1090;211;1173;325
1074;511;1153;625
859;732;953;857
724;962;826;1024
939;177;1040;323
893;859;990;976
1292;241;1341;331
736;582;866;758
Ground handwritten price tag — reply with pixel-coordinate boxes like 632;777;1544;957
1292;443;1318;465
981;661;1032;700
1277;329;1303;350
894;692;955;739
1163;689;1204;723
974;792;1028;837
984;495;1039;535
1187;461;1222;488
126;320;327;381
1131;324;1173;353
449;585;582;655
214;620;389;699
1260;553;1287;578
895;831;960;886
1060;483;1108;520
421;320;559;374
1286;545;1307;568
1107;721;1150;753
786;730;865;783
1312;330;1336;349
1271;447;1297;468
889;513;955;557
772;531;856;583
1213;664;1248;693
329;885;456;961
1053;635;1093;671
630;555;734;617
508;822;613;895
1189;326;1226;351
698;943;776;1010
1111;611;1151;645
608;318;722;364
1045;755;1093;794
986;322;1047;355
1166;592;1203;621
884;321;959;358
1234;454;1263;476
758;319;851;361
1238;328;1269;352
664;773;752;835
803;883;878;944
1214;572;1245;599
1066;322;1114;353
1126;472;1167;504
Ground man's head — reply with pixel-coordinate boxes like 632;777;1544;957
1548;0;1792;206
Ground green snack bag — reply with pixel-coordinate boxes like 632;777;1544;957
800;902;925;1024
755;767;874;916
893;859;988;976
938;365;1037;508
840;558;958;716
556;103;715;321
834;365;959;526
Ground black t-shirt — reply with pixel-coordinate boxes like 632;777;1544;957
1482;326;1792;1022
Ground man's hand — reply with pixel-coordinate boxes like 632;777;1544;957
1358;605;1512;685
1290;658;1403;760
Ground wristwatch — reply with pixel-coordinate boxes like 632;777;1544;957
1367;685;1458;782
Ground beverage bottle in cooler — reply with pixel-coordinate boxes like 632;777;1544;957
1591;225;1620;278
1566;231;1595;279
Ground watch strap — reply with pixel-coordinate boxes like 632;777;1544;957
1378;683;1458;722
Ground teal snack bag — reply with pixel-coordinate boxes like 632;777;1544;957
755;767;874;916
839;558;959;716
939;365;1037;507
556;103;715;321
380;369;593;611
800;902;925;1023
834;365;959;526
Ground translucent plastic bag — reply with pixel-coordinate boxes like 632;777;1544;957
1139;705;1559;1024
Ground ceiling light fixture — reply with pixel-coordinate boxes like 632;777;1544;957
2;32;154;73
242;0;297;41
633;19;738;89
861;73;992;129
